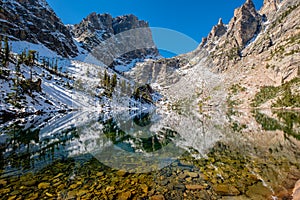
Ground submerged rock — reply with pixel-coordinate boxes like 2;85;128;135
117;191;131;200
150;194;165;200
38;182;50;190
23;180;37;187
0;179;7;187
293;180;300;200
186;171;199;178
213;184;240;196
140;184;149;194
116;170;127;177
185;184;205;190
245;182;272;199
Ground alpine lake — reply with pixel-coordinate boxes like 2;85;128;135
0;107;300;200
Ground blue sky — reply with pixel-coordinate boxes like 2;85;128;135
46;0;263;56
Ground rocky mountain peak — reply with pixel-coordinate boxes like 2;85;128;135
199;18;227;48
73;13;150;43
72;12;159;70
233;0;257;18
210;18;227;38
245;0;256;10
85;12;113;32
228;0;262;47
0;0;79;57
193;0;266;71
72;12;114;43
217;18;224;26
112;14;149;34
201;0;262;50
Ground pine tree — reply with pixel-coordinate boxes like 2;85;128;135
20;50;26;64
28;50;35;82
120;79;126;94
0;35;2;57
3;36;9;67
111;73;117;89
107;74;111;88
54;58;58;72
127;82;132;95
8;62;21;107
16;59;20;74
14;61;20;96
0;36;2;74
103;70;108;87
42;58;46;67
36;52;39;63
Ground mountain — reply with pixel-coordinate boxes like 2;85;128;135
0;0;158;118
1;0;300;199
71;12;159;71
197;0;300;108
0;0;158;66
0;0;78;57
127;0;300;109
2;0;297;111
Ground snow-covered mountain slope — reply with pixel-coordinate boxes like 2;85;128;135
0;0;163;122
0;37;159;122
0;55;94;121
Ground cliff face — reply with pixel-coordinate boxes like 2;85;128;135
198;0;265;71
71;13;159;70
0;0;79;57
198;0;299;79
72;13;151;48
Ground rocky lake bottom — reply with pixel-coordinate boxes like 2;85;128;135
0;109;300;200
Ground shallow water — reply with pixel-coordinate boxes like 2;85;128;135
0;108;300;199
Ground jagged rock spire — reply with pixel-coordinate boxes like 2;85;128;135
241;0;258;16
218;18;223;26
227;0;262;47
245;0;255;8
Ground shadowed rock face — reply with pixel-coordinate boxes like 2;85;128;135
0;0;79;57
71;13;159;68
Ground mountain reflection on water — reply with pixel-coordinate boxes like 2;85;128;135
0;108;300;199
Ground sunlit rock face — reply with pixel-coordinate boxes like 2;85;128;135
259;0;281;19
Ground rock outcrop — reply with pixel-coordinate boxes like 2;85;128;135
259;0;281;18
0;0;79;57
